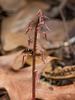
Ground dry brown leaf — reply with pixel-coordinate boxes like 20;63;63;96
0;93;10;100
0;0;27;13
12;52;28;70
0;51;75;100
0;51;54;100
1;1;49;52
0;51;60;99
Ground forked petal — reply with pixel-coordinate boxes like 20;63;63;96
37;26;41;39
44;23;50;31
43;32;47;41
28;19;32;28
38;10;42;16
42;14;49;19
40;49;45;64
38;15;42;23
28;37;31;48
25;27;32;34
34;70;39;83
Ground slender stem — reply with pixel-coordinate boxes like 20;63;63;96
32;18;39;100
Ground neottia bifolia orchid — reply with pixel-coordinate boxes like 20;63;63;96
23;10;50;100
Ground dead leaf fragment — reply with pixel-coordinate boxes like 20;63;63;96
0;0;27;13
0;51;59;100
1;1;49;52
12;53;28;70
0;51;75;100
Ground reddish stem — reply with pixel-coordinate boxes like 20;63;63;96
32;18;39;100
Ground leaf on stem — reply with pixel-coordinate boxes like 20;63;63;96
43;32;47;41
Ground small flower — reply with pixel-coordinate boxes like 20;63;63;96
40;49;45;64
25;19;33;34
37;26;40;39
37;10;49;23
42;14;49;19
25;27;32;34
28;19;32;28
34;69;39;83
43;32;47;41
38;14;42;23
28;37;32;48
38;10;42;15
44;22;50;31
39;22;50;32
38;10;42;23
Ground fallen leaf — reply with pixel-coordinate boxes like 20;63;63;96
0;51;55;100
1;1;49;52
0;0;27;13
12;52;28;70
0;51;75;100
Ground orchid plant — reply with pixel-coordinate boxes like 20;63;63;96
23;10;50;100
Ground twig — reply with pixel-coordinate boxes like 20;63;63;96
59;8;75;63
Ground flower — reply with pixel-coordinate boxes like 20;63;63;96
40;49;45;64
42;14;49;19
43;32;47;41
25;27;32;34
37;10;49;23
38;10;42;23
34;70;39;83
25;19;32;34
44;22;50;31
28;37;33;48
37;26;40;39
28;19;32;28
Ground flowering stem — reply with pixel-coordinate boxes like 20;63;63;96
32;18;39;100
24;10;49;100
